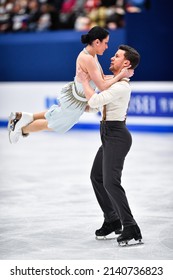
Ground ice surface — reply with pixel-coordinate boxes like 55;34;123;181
0;129;173;260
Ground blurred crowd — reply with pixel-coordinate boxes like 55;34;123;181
0;0;150;33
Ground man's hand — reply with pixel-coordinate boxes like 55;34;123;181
76;66;90;83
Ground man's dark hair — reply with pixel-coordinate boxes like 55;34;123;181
119;45;140;69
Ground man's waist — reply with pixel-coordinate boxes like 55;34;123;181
100;120;126;124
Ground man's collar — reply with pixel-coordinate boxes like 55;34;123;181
121;78;130;82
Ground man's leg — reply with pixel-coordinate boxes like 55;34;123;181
90;146;122;238
103;137;136;227
102;125;142;245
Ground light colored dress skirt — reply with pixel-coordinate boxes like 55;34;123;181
45;81;88;133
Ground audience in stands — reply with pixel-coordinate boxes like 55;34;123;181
0;0;149;33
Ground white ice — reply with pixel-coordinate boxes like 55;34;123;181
0;129;173;260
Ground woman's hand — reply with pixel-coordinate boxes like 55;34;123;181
120;67;134;78
76;66;90;83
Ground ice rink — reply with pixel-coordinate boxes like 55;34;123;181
0;128;173;260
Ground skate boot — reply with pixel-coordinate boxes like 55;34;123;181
117;224;143;247
95;219;122;240
8;112;33;144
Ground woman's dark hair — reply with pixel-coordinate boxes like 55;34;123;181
119;44;140;69
81;26;109;45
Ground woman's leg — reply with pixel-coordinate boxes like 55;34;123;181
22;111;52;133
22;119;52;133
8;111;52;144
32;112;47;120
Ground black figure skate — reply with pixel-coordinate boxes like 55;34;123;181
95;219;122;240
117;224;143;247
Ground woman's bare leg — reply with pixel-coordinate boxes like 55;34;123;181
8;111;52;144
22;119;52;134
21;111;52;134
33;111;47;120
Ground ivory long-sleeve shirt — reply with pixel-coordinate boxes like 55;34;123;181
88;78;131;121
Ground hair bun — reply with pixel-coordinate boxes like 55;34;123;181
81;33;90;44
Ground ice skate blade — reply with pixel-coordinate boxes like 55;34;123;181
96;232;117;240
118;239;144;247
8;131;12;144
96;236;116;240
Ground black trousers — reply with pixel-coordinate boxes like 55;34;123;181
90;121;136;227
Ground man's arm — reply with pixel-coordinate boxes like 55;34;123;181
77;70;126;101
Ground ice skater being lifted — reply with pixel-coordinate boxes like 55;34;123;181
8;26;132;144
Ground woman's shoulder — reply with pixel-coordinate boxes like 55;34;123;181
77;50;95;62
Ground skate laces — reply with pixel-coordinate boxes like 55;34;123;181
9;112;22;131
10;118;19;131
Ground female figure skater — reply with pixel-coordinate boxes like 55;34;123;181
8;26;132;144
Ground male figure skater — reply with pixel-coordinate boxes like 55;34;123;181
77;45;143;246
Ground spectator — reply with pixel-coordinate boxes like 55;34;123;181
59;0;77;29
106;12;125;30
125;0;150;13
37;3;51;31
0;0;150;33
74;14;91;31
27;0;41;31
11;0;29;32
0;0;13;32
37;2;58;31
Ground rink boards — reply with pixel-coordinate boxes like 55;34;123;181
0;82;173;133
